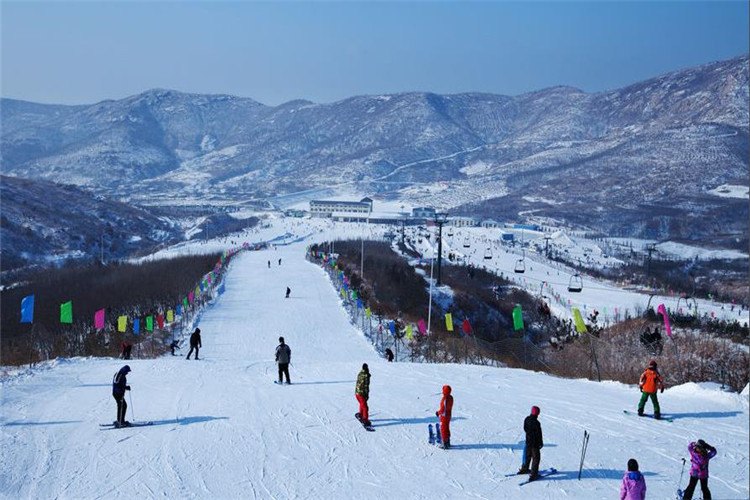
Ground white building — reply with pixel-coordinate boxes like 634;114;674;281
481;219;499;228
310;198;373;218
449;216;477;227
412;207;436;219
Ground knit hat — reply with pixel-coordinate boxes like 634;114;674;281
648;359;657;369
362;363;369;372
627;459;639;471
531;405;540;416
279;336;285;343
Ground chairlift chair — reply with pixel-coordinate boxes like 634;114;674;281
568;273;583;293
484;247;492;260
447;228;454;237
514;258;525;273
463;237;471;248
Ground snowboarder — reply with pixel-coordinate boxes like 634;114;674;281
384;348;394;362
285;287;291;298
355;363;371;427
275;336;292;384
435;385;453;449
186;328;202;360
112;365;131;427
682;439;717;500
619;458;646;500
169;339;181;355
637;359;664;419
518;405;544;480
121;341;133;360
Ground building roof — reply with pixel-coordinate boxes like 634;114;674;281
311;200;371;207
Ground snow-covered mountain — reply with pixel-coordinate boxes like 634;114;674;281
1;55;747;240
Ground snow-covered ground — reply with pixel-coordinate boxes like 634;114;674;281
2;231;749;499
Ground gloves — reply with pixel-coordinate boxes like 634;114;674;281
125;385;131;391
436;411;440;417
660;387;664;394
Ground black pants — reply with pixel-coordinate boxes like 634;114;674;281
521;446;541;475
113;394;127;424
186;345;199;359
683;476;711;500
278;363;290;383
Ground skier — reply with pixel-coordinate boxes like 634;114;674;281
169;339;181;355
518;405;544;480
682;439;717;500
112;365;131;427
619;458;646;500
186;327;202;360
285;286;291;299
268;260;271;268
355;363;371;427
275;337;292;384
435;385;453;449
637;359;664;419
384;348;394;362
278;258;282;266
121;341;133;360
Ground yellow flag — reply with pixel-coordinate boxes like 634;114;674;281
366;307;371;318
166;310;174;323
406;324;413;339
573;308;588;333
117;316;127;333
445;313;454;331
340;289;346;298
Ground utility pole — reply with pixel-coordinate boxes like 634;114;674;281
646;244;657;281
434;213;448;285
544;235;551;258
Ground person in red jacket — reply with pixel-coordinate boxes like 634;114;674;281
638;359;665;419
436;385;453;449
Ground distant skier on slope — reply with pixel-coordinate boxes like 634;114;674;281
435;385;453;449
285;286;291;298
637;359;664;419
275;337;292;384
619;458;646;500
518;405;543;481
355;363;371;427
186;328;202;360
112;365;131;427
682;439;717;500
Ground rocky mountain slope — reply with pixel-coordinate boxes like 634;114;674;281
1;55;747;241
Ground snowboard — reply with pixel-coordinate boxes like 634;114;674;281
428;424;435;444
274;380;291;385
435;423;442;444
355;413;375;432
519;467;558;486
623;410;673;422
100;421;153;430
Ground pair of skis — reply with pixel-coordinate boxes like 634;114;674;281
99;421;153;430
428;423;445;448
518;467;558;486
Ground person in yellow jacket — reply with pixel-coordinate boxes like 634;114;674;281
637;359;665;419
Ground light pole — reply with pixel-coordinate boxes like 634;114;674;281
426;244;435;335
434;213;448;285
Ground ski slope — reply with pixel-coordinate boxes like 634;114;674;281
2;239;749;500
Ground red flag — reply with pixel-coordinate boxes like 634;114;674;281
461;319;472;335
157;314;164;330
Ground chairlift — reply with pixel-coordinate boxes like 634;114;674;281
463;237;471;248
568;273;583;293
484;247;492;260
514;258;525;273
447;228;454;237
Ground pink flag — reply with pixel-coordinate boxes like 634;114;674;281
94;309;105;330
188;291;194;304
417;319;427;335
656;303;673;338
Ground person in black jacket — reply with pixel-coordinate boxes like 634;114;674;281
186;328;202;360
112;365;131;427
275;337;292;384
518;405;544;480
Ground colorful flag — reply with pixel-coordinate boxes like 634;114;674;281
406;324;413;340
512;305;524;331
166;310;174;323
445;313;454;332
118;316;127;333
357;298;363;309
146;316;153;331
365;307;371;319
60;301;73;324
134;318;140;335
389;321;396;335
418;319;427;335
656;303;673;338
94;309;105;330
183;297;189;309
573;308;587;333
21;295;34;323
188;292;194;304
462;319;472;336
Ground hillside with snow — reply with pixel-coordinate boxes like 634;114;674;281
2;222;748;500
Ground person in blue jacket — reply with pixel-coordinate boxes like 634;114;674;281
112;365;131;427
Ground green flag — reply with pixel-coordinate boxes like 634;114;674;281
573;308;588;333
512;305;524;331
183;297;189;309
60;301;73;324
146;315;153;331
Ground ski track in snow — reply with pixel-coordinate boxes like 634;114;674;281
1;221;748;499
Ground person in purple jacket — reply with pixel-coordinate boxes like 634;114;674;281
683;439;717;500
620;458;646;500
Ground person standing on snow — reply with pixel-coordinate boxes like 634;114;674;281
518;405;544;480
620;458;646;500
112;365;131;427
637;359;664;419
682;439;717;500
275;337;292;384
355;363;371;426
186;328;202;360
435;385;453;449
285;286;291;299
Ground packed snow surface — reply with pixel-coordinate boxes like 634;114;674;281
1;224;749;499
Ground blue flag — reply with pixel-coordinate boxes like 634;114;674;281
389;321;396;335
21;295;34;323
176;304;182;315
357;298;363;309
134;318;140;335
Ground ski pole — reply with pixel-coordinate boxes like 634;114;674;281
578;430;589;480
677;457;686;491
129;391;135;422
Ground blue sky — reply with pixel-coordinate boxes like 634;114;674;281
1;1;748;105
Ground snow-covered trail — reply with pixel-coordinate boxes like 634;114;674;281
2;242;748;499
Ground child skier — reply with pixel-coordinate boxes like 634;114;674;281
682;439;717;500
112;365;131;427
435;385;453;449
355;363;371;426
619;458;646;500
637;359;664;419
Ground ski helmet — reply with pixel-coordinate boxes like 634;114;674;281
279;336;285;343
531;405;540;416
648;359;657;369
